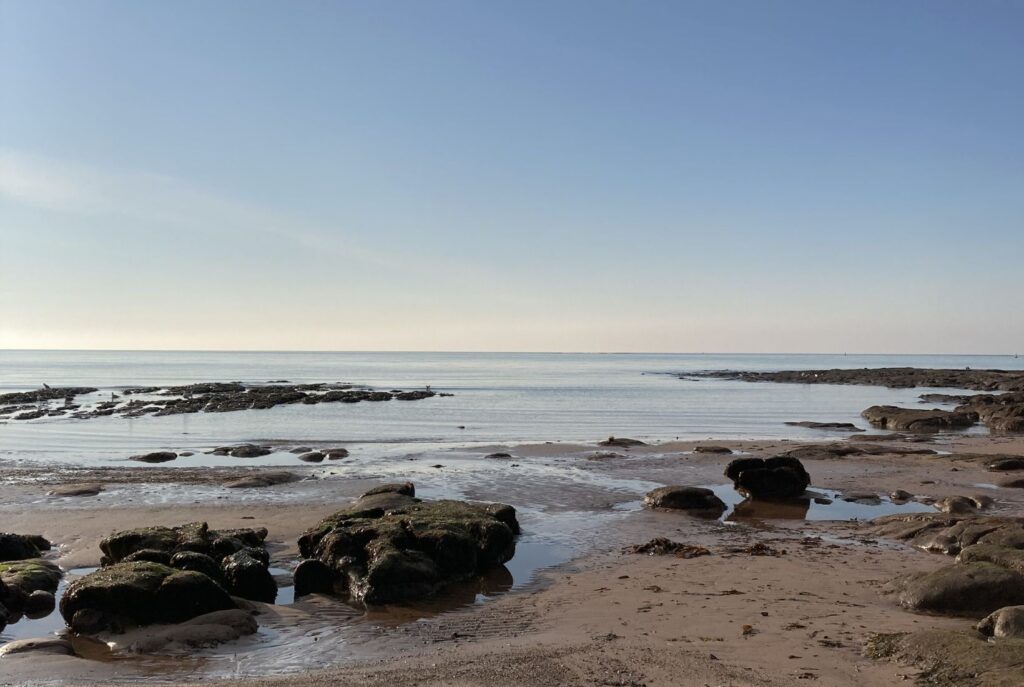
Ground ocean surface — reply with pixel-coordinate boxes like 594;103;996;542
2;350;1022;468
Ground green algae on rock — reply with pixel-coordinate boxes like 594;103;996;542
59;561;236;634
296;484;519;604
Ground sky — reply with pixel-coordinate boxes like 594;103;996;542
1;1;1022;354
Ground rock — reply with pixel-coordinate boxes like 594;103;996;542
977;605;1024;638
170;552;222;580
115;609;258;653
47;483;104;497
289;446;312;454
0;534;41;562
228;444;272;458
0;559;62;594
0;637;75;656
220;551;276;603
784;421;864;432
296;451;325;463
919;393;972;404
725;456;810;499
296;490;518;604
956;391;1024;432
893;562;1024;617
324;448;349;459
987;457;1024;471
598;436;646;447
361;482;416;498
861;405;978;432
0;387;98;405
60;562;236;633
864;513;1024;556
692;446;733;454
957;544;1024;574
842;492;881;505
123;549;173;565
293;559;335;596
643;487;726;514
223;471;299;488
691;368;1024;393
23;590;55;616
936;496;977;514
129;451;177;464
890;489;914;502
485;452;512;459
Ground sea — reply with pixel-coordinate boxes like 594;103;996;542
2;350;1021;468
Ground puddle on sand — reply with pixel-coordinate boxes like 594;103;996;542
700;484;936;523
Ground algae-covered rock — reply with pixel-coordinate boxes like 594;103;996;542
893;562;1024;618
60;561;235;633
220;551;276;602
0;559;62;594
297;486;518;604
98;523;272;603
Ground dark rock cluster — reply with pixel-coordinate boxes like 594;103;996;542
295;483;519;604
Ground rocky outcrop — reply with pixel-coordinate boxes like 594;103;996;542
98;522;274;602
861;405;978;431
891;562;1024;617
643;487;726;515
688;368;1024;392
598;436;647;447
956;392;1024;432
724;457;810;499
129;451;177;463
296;484;518;604
784;421;863;431
0;534;49;562
865;514;1024;557
60;562;236;633
0;387;98;404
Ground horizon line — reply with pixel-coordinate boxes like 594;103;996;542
0;348;1019;357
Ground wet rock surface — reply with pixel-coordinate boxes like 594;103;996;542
861;405;978;431
724;457;810;499
784;421;863;431
0;534;48;562
129;451;178;464
296;483;519;604
60;562;237;633
643;486;726;514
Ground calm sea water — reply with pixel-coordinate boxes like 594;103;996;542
2;350;1021;466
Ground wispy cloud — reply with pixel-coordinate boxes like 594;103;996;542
0;150;465;274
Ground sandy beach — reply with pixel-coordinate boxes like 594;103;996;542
4;431;1024;687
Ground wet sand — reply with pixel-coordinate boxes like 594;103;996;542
2;435;1024;686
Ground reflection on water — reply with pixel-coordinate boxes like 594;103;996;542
700;484;936;523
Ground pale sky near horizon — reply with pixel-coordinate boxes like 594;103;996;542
1;1;1022;354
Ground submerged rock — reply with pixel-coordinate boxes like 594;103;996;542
643;486;726;515
60;562;236;633
129;451;177;464
223;471;299;488
296;486;518;605
725;456;810;499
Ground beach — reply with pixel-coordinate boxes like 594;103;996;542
3;353;1024;686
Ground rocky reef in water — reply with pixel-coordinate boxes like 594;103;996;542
0;382;448;422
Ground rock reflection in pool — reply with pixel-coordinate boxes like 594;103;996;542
701;484;936;522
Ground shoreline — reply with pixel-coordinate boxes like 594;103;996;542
3;434;1024;685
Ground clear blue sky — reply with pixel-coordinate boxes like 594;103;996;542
1;0;1021;352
